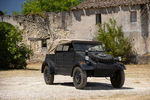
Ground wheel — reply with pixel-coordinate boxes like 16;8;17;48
110;70;125;88
73;67;87;89
44;66;54;85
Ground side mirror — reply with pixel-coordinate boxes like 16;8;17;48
107;48;111;52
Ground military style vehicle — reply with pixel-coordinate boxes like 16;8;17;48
41;40;126;89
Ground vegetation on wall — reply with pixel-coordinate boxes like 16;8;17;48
97;19;131;63
22;0;83;15
12;11;22;16
0;22;33;69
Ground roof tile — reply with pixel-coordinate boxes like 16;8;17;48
72;0;150;10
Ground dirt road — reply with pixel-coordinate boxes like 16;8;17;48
0;64;150;100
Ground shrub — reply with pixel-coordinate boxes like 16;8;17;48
97;19;131;63
0;22;33;69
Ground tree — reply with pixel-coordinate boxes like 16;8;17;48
3;10;8;15
22;0;83;15
97;19;131;63
0;10;7;16
0;22;33;69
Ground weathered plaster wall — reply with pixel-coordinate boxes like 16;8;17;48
70;10;98;40
71;5;149;55
71;5;150;63
100;5;150;64
101;5;147;56
147;6;150;53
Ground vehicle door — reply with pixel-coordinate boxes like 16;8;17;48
63;44;75;75
55;45;64;74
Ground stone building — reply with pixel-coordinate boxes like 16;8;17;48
0;0;150;63
71;0;150;64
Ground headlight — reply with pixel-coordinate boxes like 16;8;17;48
118;56;122;61
85;56;89;61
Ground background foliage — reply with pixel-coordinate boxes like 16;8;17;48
22;0;83;15
0;22;33;69
97;19;131;63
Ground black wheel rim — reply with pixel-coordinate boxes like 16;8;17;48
74;71;81;85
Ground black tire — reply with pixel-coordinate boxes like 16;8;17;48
44;66;54;85
73;67;87;89
110;70;125;88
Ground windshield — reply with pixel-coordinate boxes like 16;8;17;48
73;43;104;52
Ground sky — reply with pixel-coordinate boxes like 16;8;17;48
0;0;25;15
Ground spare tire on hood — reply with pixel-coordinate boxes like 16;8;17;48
90;53;114;63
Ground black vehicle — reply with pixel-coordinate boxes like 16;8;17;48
41;40;126;89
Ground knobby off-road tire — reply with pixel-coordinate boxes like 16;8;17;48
110;70;125;88
44;66;54;85
73;67;87;89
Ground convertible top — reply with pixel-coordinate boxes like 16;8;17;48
48;39;101;54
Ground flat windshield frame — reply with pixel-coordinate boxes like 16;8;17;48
73;43;104;52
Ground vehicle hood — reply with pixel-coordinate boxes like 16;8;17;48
76;51;114;63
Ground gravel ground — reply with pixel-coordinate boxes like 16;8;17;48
0;64;150;100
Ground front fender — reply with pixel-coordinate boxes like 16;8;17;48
71;61;94;76
41;60;55;74
77;61;94;71
118;63;126;70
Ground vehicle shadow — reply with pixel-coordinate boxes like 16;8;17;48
53;82;133;90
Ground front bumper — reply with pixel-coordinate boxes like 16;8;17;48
80;60;125;77
93;62;124;77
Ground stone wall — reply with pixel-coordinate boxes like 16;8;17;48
0;13;71;62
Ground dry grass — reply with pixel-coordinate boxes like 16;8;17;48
0;63;41;78
125;64;150;78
